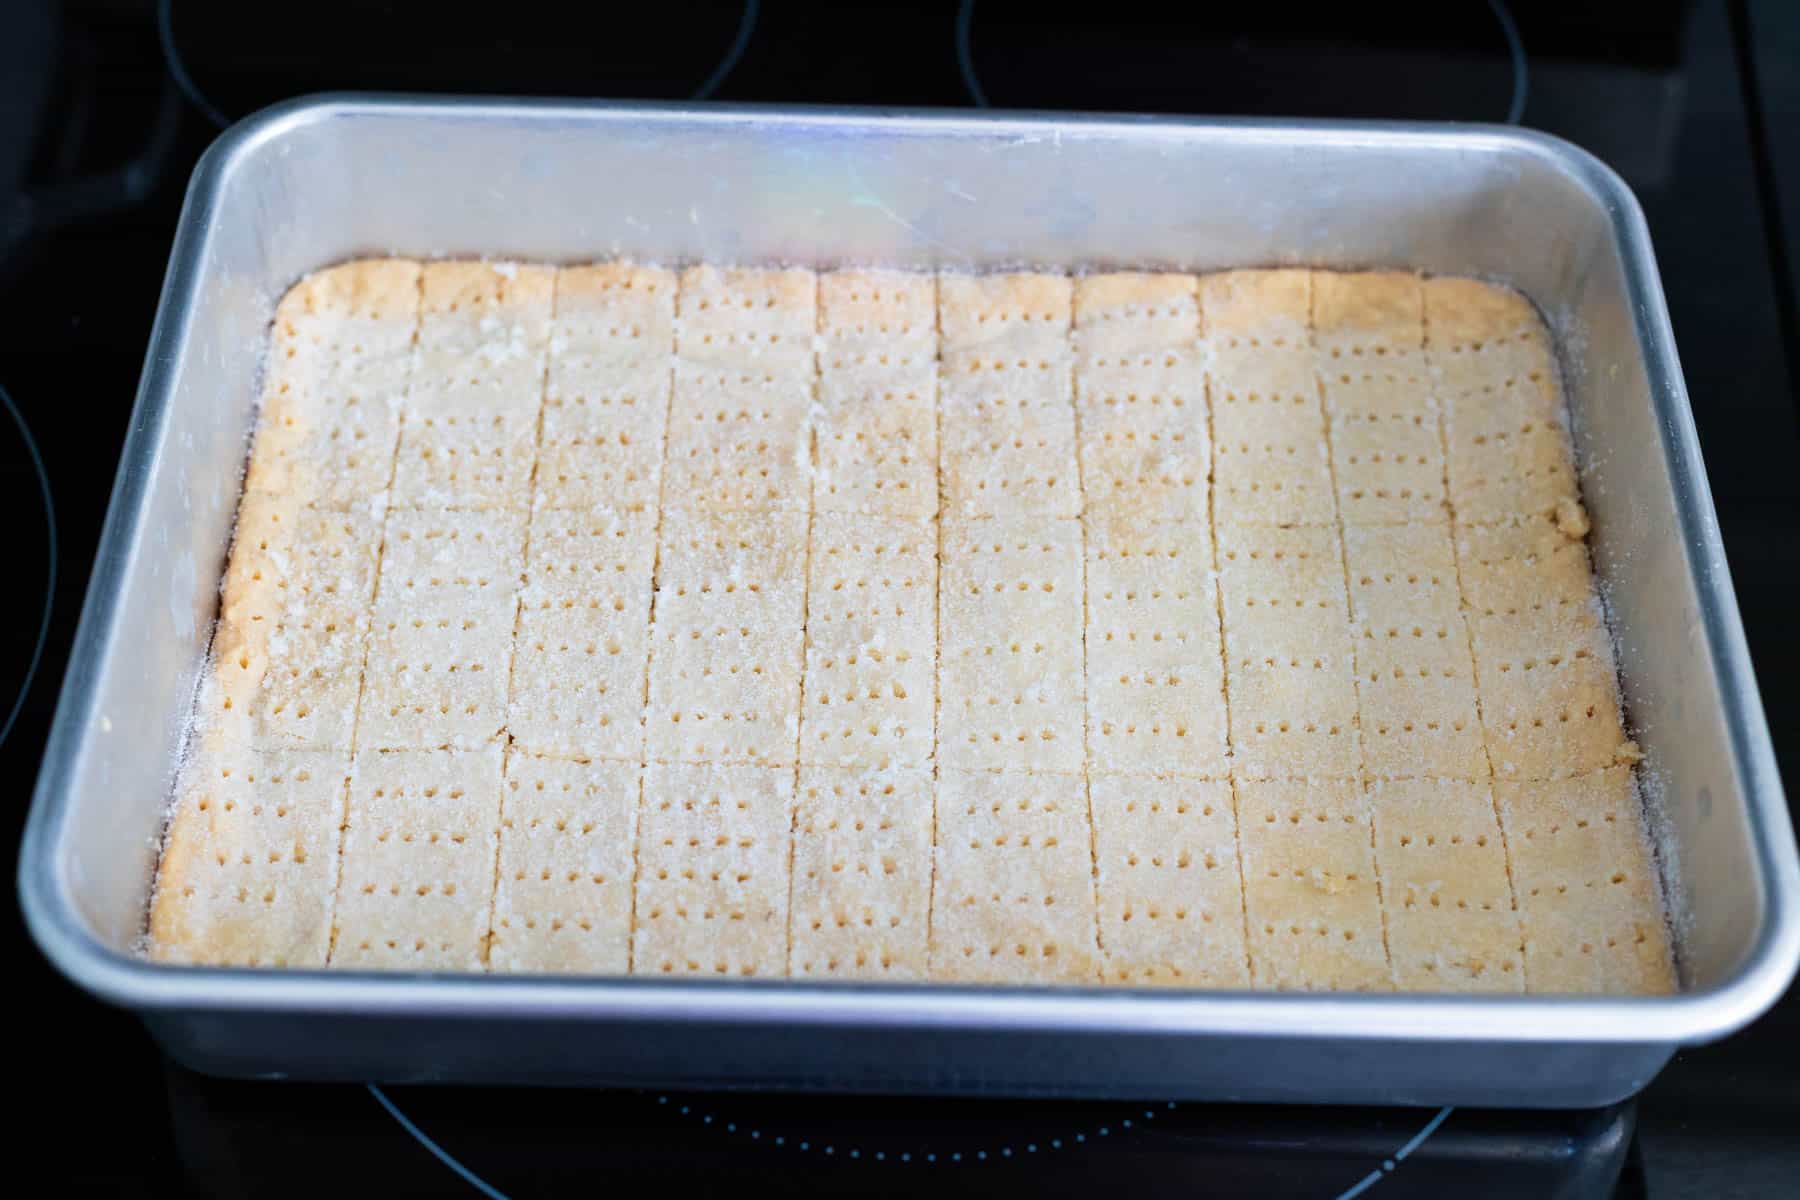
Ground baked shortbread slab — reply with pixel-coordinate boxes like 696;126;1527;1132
147;260;1674;998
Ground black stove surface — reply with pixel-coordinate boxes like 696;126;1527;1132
5;2;1796;1197
169;1074;1638;1199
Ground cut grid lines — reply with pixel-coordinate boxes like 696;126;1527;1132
149;259;1672;997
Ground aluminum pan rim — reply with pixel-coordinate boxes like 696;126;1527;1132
19;93;1798;1048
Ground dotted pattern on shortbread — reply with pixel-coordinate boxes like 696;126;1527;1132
1237;779;1389;991
507;507;658;762
939;273;1082;519
331;745;505;972
632;761;795;978
148;740;350;968
937;515;1086;774
790;765;934;979
361;506;528;752
245;259;419;512
930;770;1101;983
1342;520;1487;779
536;264;674;515
643;508;809;767
1215;522;1362;779
489;754;640;974
1073;273;1208;522
1370;777;1524;992
1083;516;1227;779
147;260;1672;996
799;513;937;769
1494;767;1675;993
815;269;939;518
1089;776;1246;987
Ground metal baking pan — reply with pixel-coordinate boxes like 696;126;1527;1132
18;95;1800;1107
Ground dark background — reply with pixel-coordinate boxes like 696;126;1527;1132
3;1;1795;1195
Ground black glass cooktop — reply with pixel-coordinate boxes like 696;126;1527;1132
5;2;1796;1196
169;1073;1639;1199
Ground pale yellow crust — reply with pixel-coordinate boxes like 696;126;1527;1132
1343;521;1487;779
1445;409;1580;527
1328;412;1446;527
677;265;817;373
537;270;676;513
420;261;556;321
375;505;529;598
664;364;813;513
1318;359;1436;422
1369;778;1524;992
643;509;809;767
554;262;677;362
360;618;516;753
1073;272;1199;357
558;261;676;301
1084;516;1228;779
1208;343;1318;398
1431;314;1574;529
205;603;368;753
507;508;658;763
938;272;1072;353
402;268;552;551
1216;524;1361;779
937;516;1086;774
220;493;381;629
1470;598;1635;780
819;269;936;350
1238;779;1390;990
408;344;549;424
149;741;350;967
268;311;419;386
330;746;505;972
1455;512;1596;614
928;770;1100;984
1421;276;1541;347
244;378;406;513
395;265;553;511
790;765;934;980
1074;349;1210;521
1198;269;1312;341
813;369;939;519
819;341;937;385
815;268;939;519
631;762;794;978
1310;270;1424;352
1208;360;1335;528
162;259;1674;998
390;416;539;511
361;508;527;752
1089;777;1247;987
1494;768;1676;994
257;261;419;514
489;754;639;974
205;490;378;752
1343;518;1461;616
276;258;422;326
538;359;672;514
1431;335;1560;410
799;514;938;769
1074;271;1199;322
939;350;1081;519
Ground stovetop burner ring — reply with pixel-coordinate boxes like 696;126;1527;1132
957;0;1529;125
156;0;762;130
367;1082;1456;1197
0;380;58;751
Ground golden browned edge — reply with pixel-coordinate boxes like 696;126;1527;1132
148;258;424;964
